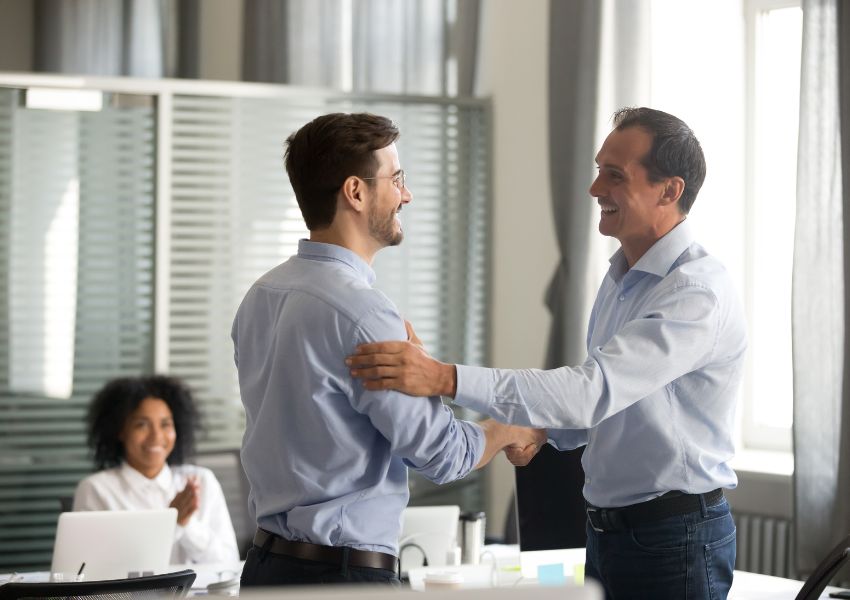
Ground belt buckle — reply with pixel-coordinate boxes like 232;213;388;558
586;506;606;533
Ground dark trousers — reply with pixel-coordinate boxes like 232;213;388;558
584;497;736;600
240;544;401;587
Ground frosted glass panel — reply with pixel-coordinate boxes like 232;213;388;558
0;92;156;400
0;88;156;571
8;109;80;398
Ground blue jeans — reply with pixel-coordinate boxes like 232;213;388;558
240;545;401;587
584;497;736;600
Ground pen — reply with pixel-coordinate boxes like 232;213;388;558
77;562;85;578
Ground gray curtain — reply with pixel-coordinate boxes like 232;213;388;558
453;0;480;97
792;0;850;576
839;0;850;573
544;0;650;369
242;0;478;96
544;0;603;368
34;0;178;77
242;0;290;84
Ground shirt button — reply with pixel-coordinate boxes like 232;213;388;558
618;295;625;301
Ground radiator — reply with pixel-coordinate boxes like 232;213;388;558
733;512;795;579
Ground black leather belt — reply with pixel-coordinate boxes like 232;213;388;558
586;488;725;533
253;528;398;571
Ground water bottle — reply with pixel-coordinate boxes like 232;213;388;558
459;511;486;565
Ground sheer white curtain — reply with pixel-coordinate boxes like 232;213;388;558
242;0;478;95
34;0;176;77
792;0;850;575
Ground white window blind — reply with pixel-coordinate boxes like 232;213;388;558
166;94;491;507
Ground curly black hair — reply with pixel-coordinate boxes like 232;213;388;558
87;375;200;470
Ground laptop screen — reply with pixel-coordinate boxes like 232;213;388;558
51;509;177;581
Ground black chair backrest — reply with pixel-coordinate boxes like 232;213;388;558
192;448;253;558
58;496;73;513
0;569;196;600
795;534;850;600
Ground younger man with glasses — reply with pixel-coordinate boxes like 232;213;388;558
232;113;545;587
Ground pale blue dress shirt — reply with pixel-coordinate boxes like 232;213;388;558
232;240;484;556
455;220;746;508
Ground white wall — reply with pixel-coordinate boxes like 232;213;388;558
476;0;559;537
198;0;244;81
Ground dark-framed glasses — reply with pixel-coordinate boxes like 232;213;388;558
361;170;406;190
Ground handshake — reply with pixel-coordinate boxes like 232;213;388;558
481;419;547;467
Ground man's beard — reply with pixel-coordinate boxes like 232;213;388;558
368;202;403;247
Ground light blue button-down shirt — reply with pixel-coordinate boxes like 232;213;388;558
455;220;746;508
232;240;484;555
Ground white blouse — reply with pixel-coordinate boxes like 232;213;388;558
72;462;240;565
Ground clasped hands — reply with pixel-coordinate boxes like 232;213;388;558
169;475;201;526
497;422;547;466
347;321;546;467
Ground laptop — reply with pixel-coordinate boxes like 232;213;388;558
51;509;177;581
400;505;460;569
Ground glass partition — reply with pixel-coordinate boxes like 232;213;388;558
0;87;157;570
0;77;491;571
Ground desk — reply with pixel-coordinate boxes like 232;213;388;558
6;556;847;599
403;545;848;599
730;570;845;600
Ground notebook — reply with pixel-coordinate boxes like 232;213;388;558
51;509;177;581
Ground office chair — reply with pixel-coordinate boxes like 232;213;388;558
794;533;850;600
0;569;196;600
58;496;73;513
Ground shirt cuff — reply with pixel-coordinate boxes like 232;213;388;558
547;428;588;451
454;364;496;414
174;518;212;557
465;420;487;467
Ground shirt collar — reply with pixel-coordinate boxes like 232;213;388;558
120;461;173;493
608;219;694;280
298;239;376;286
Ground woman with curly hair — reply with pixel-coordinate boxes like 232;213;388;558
73;375;239;564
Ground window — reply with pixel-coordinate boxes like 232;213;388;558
742;0;802;453
648;0;801;458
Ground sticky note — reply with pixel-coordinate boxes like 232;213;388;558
573;563;585;585
537;562;566;586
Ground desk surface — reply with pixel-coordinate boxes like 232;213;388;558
730;570;844;600
4;554;847;599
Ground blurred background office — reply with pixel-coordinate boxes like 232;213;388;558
0;0;847;587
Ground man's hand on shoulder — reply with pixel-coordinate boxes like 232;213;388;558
346;320;457;397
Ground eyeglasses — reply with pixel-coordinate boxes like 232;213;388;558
361;170;406;190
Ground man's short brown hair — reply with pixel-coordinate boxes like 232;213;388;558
613;107;706;214
284;113;400;230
